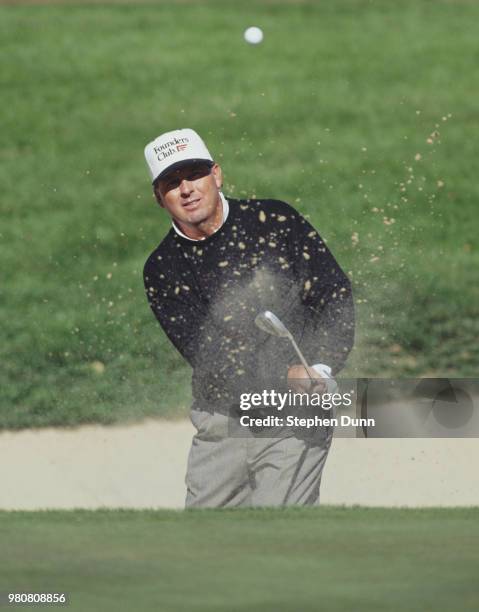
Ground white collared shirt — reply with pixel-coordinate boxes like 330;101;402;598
172;192;229;241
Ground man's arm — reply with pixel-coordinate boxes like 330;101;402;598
282;207;355;377
143;258;258;403
143;258;204;368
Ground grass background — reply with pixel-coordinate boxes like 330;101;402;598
1;506;478;611
1;0;478;428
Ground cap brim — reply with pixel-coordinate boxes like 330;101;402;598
152;158;214;184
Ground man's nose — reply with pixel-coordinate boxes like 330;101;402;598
179;179;193;196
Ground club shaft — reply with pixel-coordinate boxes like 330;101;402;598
289;337;313;377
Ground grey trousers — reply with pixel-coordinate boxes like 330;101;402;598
185;410;333;508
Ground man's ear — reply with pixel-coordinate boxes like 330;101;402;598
153;186;165;208
211;163;223;190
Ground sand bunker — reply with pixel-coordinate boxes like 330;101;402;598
1;418;478;509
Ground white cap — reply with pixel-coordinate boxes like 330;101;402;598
144;128;214;184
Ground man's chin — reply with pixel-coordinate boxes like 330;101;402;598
184;209;208;224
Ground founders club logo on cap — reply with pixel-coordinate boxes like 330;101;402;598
144;128;214;184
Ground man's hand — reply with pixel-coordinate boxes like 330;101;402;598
287;364;327;394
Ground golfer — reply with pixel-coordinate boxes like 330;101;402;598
143;128;355;507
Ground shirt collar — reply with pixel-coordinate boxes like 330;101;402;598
172;192;229;241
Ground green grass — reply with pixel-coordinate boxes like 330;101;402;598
1;507;478;611
1;0;478;428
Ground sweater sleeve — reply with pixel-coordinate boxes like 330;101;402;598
143;256;204;368
281;207;355;376
143;256;259;404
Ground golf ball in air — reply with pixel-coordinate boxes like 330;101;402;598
244;26;264;45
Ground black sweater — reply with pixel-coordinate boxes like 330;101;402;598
143;198;354;411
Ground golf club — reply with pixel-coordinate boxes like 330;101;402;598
255;310;316;379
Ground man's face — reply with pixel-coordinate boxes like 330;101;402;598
154;162;223;229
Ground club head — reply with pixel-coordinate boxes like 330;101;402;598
254;310;291;338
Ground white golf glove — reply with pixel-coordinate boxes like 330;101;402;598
311;363;338;394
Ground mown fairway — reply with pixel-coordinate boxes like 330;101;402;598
1;507;478;611
1;0;478;428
